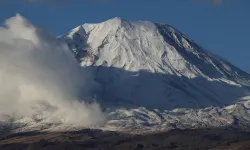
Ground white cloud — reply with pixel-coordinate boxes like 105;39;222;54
0;14;104;127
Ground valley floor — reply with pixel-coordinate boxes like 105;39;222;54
1;128;250;150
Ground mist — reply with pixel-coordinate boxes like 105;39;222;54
0;14;104;127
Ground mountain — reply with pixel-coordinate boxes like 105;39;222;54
59;17;250;110
1;17;250;135
56;18;250;132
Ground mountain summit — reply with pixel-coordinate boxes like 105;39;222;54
60;18;250;110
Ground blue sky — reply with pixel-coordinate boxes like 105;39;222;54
0;0;249;73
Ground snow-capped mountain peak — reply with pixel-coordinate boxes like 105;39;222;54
60;18;250;111
62;18;249;81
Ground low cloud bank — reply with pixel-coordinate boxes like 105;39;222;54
0;14;104;127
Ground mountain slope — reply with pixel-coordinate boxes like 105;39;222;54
59;17;250;110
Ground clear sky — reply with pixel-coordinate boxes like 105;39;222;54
0;0;249;73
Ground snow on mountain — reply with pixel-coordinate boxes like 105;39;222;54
55;17;250;133
59;17;250;110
